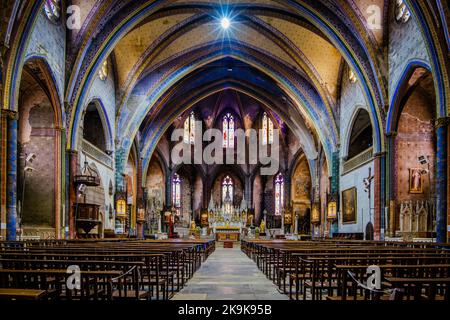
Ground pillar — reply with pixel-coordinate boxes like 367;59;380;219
373;152;386;241
435;117;449;243
202;174;208;209
166;169;173;208
136;157;144;239
386;132;397;237
6;110;18;240
245;173;252;209
0;110;8;239
67;150;78;239
330;151;339;236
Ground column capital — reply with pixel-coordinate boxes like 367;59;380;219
386;131;398;138
435;117;450;129
66;149;78;156
0;109;18;120
373;151;386;158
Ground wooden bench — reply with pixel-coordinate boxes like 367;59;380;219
0;288;47;300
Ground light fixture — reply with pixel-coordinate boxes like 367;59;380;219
221;17;231;30
78;184;87;194
418;155;429;165
26;153;37;163
24;166;35;173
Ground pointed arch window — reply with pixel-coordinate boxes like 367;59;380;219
262;112;273;146
44;0;61;23
98;60;108;81
222;113;235;148
183;112;196;144
222;175;234;204
395;0;411;23
274;173;284;216
262;112;274;145
172;173;182;211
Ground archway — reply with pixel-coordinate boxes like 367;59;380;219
392;70;436;240
347;109;374;160
17;59;62;239
291;155;312;236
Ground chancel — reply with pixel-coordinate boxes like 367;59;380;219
0;0;449;303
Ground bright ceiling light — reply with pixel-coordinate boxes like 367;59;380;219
221;17;231;30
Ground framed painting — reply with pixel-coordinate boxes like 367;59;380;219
311;203;320;223
342;187;357;224
327;201;337;220
409;168;423;194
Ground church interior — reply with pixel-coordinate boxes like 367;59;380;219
0;0;450;302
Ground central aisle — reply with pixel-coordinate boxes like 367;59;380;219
173;245;289;300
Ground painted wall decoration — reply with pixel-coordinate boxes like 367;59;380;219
342;187;357;224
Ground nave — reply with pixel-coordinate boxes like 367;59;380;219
1;238;449;301
173;246;288;300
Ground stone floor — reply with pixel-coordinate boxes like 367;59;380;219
172;244;289;300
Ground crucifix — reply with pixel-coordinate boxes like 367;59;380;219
363;167;375;223
363;167;375;199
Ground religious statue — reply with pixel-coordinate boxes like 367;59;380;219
190;219;196;231
260;219;266;234
201;210;209;227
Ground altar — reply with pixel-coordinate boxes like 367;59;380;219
215;226;240;241
205;190;249;242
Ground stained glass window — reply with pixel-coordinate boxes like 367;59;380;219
172;173;181;210
183;112;195;144
222;175;234;204
262;113;268;145
349;69;358;83
44;0;61;23
228;115;235;148
222;113;234;148
98;60;108;81
184;116;190;144
274;173;284;216
395;0;411;23
189;112;195;144
262;112;274;145
222;116;228;148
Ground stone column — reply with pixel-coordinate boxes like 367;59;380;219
166;169;173;208
67;150;78;239
190;184;194;223
386;132;397;237
0;110;8;239
6;110;18;240
373;152;386;241
245;173;252;209
435;117;449;243
136;157;144;239
330;151;339;236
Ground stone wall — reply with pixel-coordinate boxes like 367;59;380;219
291;156;311;220
394;86;435;231
388;5;431;102
18;78;56;235
339;63;374;237
25;11;66;104
145;156;165;207
339;161;375;235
